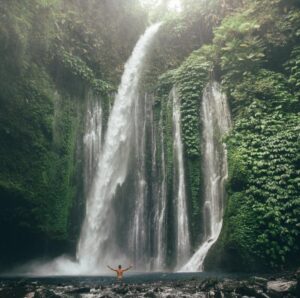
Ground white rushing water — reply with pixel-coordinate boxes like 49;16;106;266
130;93;168;271
76;23;162;273
172;87;191;268
130;93;148;268
180;81;231;272
83;94;103;193
13;22;164;276
153;112;167;269
12;26;231;276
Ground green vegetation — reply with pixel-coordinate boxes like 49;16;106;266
153;0;300;270
154;47;212;248
202;0;300;271
0;0;299;272
0;0;145;268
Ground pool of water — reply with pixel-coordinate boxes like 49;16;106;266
0;271;253;285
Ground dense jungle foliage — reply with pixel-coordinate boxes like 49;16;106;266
0;0;145;268
0;0;299;272
152;0;300;271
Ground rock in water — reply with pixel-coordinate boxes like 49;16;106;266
66;286;90;294
267;279;296;297
113;285;129;295
144;291;157;298
34;288;61;298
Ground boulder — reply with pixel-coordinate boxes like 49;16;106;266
199;278;219;291
144;291;157;298
153;287;163;292
236;282;268;297
113;285;129;295
236;283;256;296
66;286;90;294
34;288;61;298
296;268;300;297
0;285;27;298
253;276;268;287
217;279;240;293
134;285;144;292
267;279;296;297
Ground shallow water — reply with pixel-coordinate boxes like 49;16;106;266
0;271;251;285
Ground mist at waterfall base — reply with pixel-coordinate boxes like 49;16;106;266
8;25;231;276
6;23;161;276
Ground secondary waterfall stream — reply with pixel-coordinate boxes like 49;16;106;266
172;88;191;268
83;94;103;194
181;81;231;272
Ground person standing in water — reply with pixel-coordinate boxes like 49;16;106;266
107;264;133;279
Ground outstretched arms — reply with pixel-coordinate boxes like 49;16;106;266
107;265;117;272
123;264;133;272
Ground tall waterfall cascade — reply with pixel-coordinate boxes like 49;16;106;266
181;81;231;272
77;23;162;273
14;28;231;276
172;87;191;268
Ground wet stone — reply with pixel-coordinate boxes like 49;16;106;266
199;278;219;291
135;286;144;292
267;279;297;297
236;283;259;297
214;290;224;298
112;285;129;295
253;277;268;285
66;286;91;294
34;288;61;298
144;291;157;297
25;292;35;298
0;285;27;298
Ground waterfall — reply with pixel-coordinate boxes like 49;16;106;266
130;93;148;268
172;87;191;268
129;92;168;271
152;112;167;269
77;23;162;273
83;94;103;193
180;81;231;272
12;25;231;277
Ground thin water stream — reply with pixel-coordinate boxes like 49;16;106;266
181;81;231;271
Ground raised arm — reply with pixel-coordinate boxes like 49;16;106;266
107;265;117;272
123;265;133;272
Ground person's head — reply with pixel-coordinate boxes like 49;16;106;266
118;265;122;269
